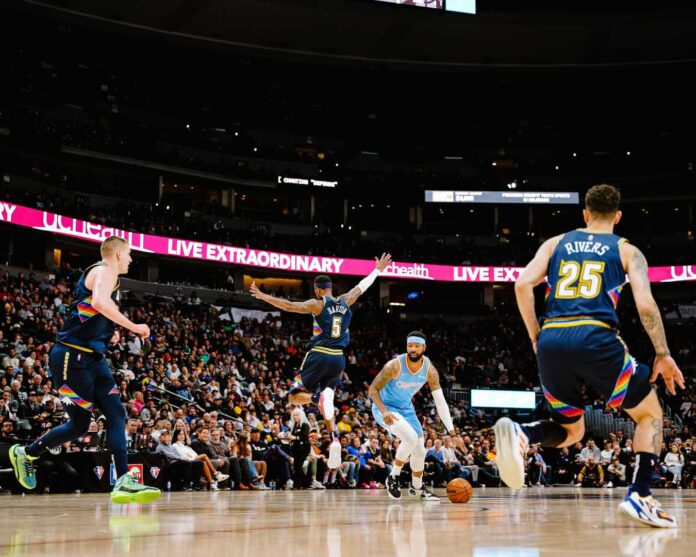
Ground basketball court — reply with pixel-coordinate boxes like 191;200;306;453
1;487;692;556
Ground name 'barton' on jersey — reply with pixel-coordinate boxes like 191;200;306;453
543;230;628;328
309;296;352;349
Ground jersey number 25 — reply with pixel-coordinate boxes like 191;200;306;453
555;260;605;299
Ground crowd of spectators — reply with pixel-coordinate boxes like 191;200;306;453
1;264;695;495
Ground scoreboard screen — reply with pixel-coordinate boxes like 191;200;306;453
425;190;580;205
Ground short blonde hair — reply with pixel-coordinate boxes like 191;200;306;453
100;236;130;257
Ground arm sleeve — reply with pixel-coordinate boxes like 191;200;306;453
357;269;380;293
432;388;454;432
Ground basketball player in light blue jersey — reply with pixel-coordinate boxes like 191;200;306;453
251;253;391;469
369;331;463;501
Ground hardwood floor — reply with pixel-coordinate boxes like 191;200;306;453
0;487;692;556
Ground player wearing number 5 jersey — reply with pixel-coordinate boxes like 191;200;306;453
250;253;392;469
495;184;685;528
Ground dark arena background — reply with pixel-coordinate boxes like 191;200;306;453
1;1;695;556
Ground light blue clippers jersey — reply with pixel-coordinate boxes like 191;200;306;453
380;354;430;410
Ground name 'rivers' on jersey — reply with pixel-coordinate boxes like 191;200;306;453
543;230;628;328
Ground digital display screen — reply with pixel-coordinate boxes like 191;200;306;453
425;190;579;205
470;389;537;409
373;1;476;15
277;176;338;188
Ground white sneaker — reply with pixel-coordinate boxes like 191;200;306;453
215;472;229;482
328;438;342;469
605;481;614;488
618;492;678;528
210;481;220;491
286;479;294;489
311;480;326;490
493;417;527;490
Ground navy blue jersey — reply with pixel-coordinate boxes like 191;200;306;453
56;262;120;354
308;296;352;349
543;230;628;327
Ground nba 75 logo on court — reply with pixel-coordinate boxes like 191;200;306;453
109;464;144;485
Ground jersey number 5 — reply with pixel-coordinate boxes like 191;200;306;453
331;316;343;338
555;260;605;299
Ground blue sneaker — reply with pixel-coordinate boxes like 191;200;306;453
619;492;678;528
110;471;161;504
9;445;37;490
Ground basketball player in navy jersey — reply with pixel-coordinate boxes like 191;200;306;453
369;331;463;501
494;185;684;528
9;236;161;504
250;253;391;468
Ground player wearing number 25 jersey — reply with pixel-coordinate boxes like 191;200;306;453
537;227;651;420
494;184;684;529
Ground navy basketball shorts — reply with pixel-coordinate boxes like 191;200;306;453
49;342;118;413
536;319;652;424
290;348;345;394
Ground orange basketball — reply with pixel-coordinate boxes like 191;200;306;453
446;478;473;504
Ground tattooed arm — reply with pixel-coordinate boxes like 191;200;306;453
623;244;668;354
250;282;323;314
622;243;685;394
368;359;401;424
515;235;562;353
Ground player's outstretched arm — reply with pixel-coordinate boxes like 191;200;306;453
341;253;392;307
515;236;560;353
249;281;323;314
623;243;685;395
368;359;400;424
90;266;149;339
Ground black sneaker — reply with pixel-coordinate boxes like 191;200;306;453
408;486;440;502
386;475;401;500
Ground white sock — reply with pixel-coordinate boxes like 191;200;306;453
391;464;403;477
412;476;423;490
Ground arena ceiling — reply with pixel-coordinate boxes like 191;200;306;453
17;0;696;69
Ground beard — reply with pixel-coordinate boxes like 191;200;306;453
407;353;423;363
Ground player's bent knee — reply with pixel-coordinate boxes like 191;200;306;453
320;387;335;420
563;420;585;446
410;439;426;472
70;410;93;435
624;389;663;423
390;415;418;445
